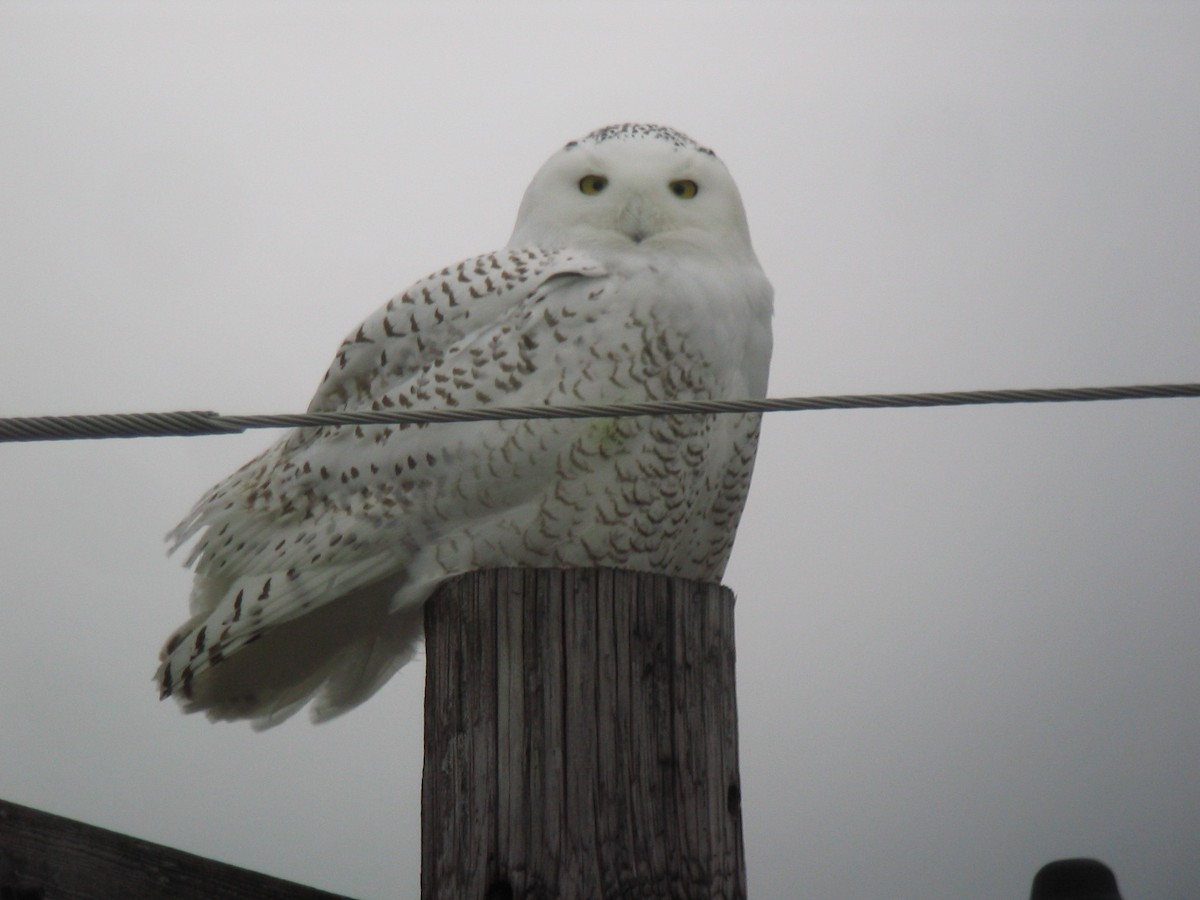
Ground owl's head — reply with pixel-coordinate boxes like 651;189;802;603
509;124;757;261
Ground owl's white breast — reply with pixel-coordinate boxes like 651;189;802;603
583;241;774;401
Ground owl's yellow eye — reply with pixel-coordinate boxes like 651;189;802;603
579;174;608;195
670;179;699;199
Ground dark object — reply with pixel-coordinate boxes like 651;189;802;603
0;798;350;899
421;568;746;899
5;382;1200;443
1031;858;1123;900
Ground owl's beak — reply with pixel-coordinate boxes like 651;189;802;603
618;196;657;245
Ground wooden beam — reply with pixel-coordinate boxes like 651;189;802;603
0;797;352;900
421;568;746;899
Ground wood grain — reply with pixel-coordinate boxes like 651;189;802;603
422;568;746;899
0;797;350;899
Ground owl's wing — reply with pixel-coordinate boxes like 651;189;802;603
169;246;603;553
307;247;604;413
159;246;607;721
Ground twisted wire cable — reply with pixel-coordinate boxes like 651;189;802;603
2;382;1198;443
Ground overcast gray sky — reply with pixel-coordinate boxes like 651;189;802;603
2;2;1199;898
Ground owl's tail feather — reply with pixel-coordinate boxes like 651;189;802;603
158;574;428;728
308;604;424;726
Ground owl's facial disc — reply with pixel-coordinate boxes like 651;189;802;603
508;123;755;262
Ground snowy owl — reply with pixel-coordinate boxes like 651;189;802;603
159;123;773;727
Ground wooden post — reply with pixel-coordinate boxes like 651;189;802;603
421;568;746;899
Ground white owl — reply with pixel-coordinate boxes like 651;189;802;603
160;123;773;727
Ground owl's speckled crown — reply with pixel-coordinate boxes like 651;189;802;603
565;123;716;157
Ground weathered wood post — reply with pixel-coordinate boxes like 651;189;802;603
421;567;746;899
